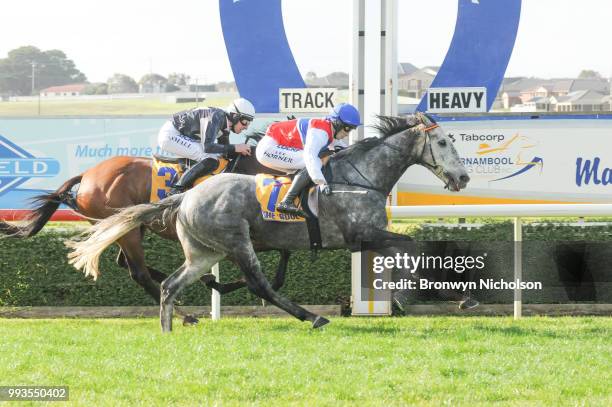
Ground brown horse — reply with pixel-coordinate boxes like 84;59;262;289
0;146;289;323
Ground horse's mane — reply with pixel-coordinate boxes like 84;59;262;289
332;114;425;160
250;113;433;160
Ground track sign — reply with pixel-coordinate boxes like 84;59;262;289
279;88;337;113
426;87;487;113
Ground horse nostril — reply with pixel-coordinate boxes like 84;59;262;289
460;174;470;183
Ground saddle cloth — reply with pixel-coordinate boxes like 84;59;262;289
255;174;312;223
150;156;228;202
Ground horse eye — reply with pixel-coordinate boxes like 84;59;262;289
438;139;447;147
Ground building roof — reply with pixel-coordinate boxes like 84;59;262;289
41;84;88;93
569;78;609;93
400;67;437;81
305;72;348;88
555;89;606;104
398;62;418;75
525;96;550;104
499;78;544;92
502;90;521;97
550;79;574;93
521;84;554;94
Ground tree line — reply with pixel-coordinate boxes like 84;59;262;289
0;46;191;96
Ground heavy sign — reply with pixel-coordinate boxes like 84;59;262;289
426;87;487;113
279;88;337;113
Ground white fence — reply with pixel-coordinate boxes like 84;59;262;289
210;204;612;320
387;204;612;319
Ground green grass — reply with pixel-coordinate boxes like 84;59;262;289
390;216;612;236
0;97;235;116
0;317;610;406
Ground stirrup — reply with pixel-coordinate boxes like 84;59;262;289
276;201;308;218
167;185;186;196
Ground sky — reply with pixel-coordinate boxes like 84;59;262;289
1;0;610;84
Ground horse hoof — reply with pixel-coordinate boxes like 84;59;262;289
459;298;479;310
312;316;330;329
393;297;406;313
200;273;216;284
182;315;199;326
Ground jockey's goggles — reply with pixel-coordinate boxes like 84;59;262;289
239;115;253;126
342;124;357;132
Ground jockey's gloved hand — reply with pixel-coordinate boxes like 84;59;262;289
321;184;332;196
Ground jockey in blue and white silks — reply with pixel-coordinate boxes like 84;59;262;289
256;103;362;217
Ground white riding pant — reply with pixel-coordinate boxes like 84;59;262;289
256;135;305;174
157;120;218;162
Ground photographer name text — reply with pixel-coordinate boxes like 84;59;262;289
373;278;542;291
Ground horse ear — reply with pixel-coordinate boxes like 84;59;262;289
404;113;420;128
423;113;437;125
416;111;429;125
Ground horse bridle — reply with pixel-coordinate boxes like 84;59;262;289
327;122;443;194
418;124;447;180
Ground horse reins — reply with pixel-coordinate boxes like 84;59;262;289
417;123;452;189
328;121;443;194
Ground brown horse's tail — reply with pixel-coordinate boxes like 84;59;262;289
66;193;184;280
0;175;82;238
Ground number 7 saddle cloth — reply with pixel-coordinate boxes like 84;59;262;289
255;173;309;223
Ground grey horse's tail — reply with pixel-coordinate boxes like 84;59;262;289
65;194;184;280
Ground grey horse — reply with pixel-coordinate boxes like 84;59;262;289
67;113;470;332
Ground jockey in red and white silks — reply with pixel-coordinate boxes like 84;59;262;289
256;118;347;186
256;103;362;217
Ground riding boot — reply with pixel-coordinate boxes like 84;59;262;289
276;168;313;218
168;158;219;195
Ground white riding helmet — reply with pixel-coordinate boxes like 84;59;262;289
226;98;256;121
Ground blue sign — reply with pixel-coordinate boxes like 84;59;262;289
221;1;522;114
418;0;522;112
0;117;277;210
576;157;612;187
220;0;305;113
0;134;60;197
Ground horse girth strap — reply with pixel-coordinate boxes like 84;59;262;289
328;181;386;195
298;187;322;258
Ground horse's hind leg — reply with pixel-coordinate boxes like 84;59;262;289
147;255;247;294
204;250;291;295
160;235;225;332
160;257;224;333
232;241;327;328
117;230;201;324
271;250;290;291
117;230;164;303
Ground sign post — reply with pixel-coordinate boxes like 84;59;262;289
350;0;397;316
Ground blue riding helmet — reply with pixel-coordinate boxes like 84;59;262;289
328;103;362;127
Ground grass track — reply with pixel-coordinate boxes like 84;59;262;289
0;317;610;406
0;98;233;116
